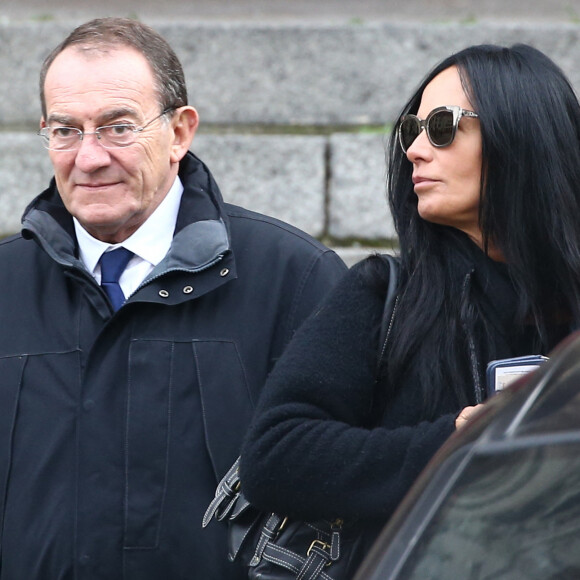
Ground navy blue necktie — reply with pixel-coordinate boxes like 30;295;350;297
99;247;134;311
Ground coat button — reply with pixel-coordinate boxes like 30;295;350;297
183;286;194;294
83;399;95;411
159;290;169;298
79;554;90;566
220;268;229;277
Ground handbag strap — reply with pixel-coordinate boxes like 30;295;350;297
202;456;242;527
377;254;400;370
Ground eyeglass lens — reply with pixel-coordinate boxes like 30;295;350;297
43;125;138;151
400;109;455;152
40;109;173;151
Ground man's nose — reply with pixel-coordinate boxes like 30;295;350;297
75;132;111;170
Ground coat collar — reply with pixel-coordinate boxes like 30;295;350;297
21;151;232;278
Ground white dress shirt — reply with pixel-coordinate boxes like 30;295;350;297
74;176;184;300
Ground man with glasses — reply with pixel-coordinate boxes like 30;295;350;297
0;17;346;579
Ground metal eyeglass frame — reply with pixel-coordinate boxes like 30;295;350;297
38;107;175;151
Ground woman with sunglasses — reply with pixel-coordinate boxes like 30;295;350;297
239;43;580;565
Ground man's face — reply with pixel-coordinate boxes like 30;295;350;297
41;45;182;243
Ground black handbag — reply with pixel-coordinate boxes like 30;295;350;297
203;456;368;580
203;254;400;580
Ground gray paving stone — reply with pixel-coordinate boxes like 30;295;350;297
328;133;395;241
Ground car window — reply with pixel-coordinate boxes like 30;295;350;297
395;440;580;579
515;370;580;436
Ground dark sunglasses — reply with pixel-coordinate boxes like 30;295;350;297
398;105;479;153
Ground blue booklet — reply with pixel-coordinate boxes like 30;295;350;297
486;355;548;396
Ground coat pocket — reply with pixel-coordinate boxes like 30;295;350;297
124;340;174;548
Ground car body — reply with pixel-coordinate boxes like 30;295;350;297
354;331;580;580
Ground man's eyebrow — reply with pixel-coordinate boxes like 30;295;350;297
46;113;76;126
98;108;140;125
45;108;140;127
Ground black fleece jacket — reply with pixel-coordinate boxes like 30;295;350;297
240;242;553;528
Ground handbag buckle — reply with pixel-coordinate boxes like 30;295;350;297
307;539;331;557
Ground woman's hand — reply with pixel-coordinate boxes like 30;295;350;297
455;404;484;429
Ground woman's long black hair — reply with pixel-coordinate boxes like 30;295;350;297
379;44;580;415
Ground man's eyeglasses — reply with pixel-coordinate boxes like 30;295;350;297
38;108;175;152
398;105;479;154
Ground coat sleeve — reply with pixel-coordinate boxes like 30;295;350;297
262;247;348;374
240;259;458;523
285;249;348;337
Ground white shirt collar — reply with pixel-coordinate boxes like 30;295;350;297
74;175;184;276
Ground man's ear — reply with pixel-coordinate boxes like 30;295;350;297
170;106;199;163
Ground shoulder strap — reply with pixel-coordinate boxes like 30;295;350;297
377;254;400;369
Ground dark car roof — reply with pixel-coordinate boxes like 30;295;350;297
355;331;580;580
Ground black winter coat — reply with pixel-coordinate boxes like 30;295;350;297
0;152;346;580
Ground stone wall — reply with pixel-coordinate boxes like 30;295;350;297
2;21;580;263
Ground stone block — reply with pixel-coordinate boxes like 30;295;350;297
165;22;580;125
0;23;72;125
0;132;328;238
328;132;395;241
334;246;395;268
192;133;327;236
0;133;53;235
4;22;580;126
